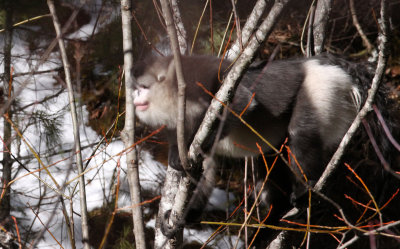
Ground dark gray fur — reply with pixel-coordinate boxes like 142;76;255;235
133;54;400;245
132;54;369;240
133;54;362;182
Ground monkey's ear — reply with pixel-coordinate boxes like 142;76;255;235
157;74;166;82
165;59;176;83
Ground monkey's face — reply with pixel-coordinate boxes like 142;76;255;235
133;86;150;111
133;58;178;129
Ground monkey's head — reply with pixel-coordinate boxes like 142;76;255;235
133;56;179;129
132;55;230;131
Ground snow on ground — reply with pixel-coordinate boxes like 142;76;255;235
1;3;242;248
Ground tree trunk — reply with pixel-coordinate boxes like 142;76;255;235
0;1;14;229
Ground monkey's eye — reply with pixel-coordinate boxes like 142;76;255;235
137;84;148;90
157;74;166;82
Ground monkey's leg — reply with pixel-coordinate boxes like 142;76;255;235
287;91;326;203
167;143;184;171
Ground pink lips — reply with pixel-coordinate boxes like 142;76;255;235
134;100;149;111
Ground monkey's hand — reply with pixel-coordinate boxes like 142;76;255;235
160;210;185;238
168;144;185;171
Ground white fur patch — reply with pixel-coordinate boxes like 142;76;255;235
351;85;362;110
215;119;287;158
302;60;359;148
135;98;177;129
134;91;207;130
215;134;260;158
134;83;177;128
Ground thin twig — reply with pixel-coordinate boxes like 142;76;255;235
314;0;389;194
47;1;90;248
373;105;400;151
306;0;317;57
251;157;261;221
349;0;374;53
230;0;242;51
300;0;317;56
120;0;146;248
269;0;390;247
154;0;189;247
244;158;249;248
227;0;268;60
160;0;188;170
0;3;81;116
218;12;234;57
131;11;164;56
0;14;51;33
191;0;210;54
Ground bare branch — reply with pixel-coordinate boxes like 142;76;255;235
306;0;317;57
190;0;290;161
227;0;268;60
337;235;360;249
152;1;291;247
47;1;90;248
155;0;189;247
0;0;13;228
191;0;211;54
349;0;374;53
120;0;146;248
170;0;188;54
0;5;81;116
268;0;390;247
230;0;243;53
159;0;188;171
154;168;184;248
314;0;389;193
300;0;316;56
313;0;332;54
373;105;400;152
